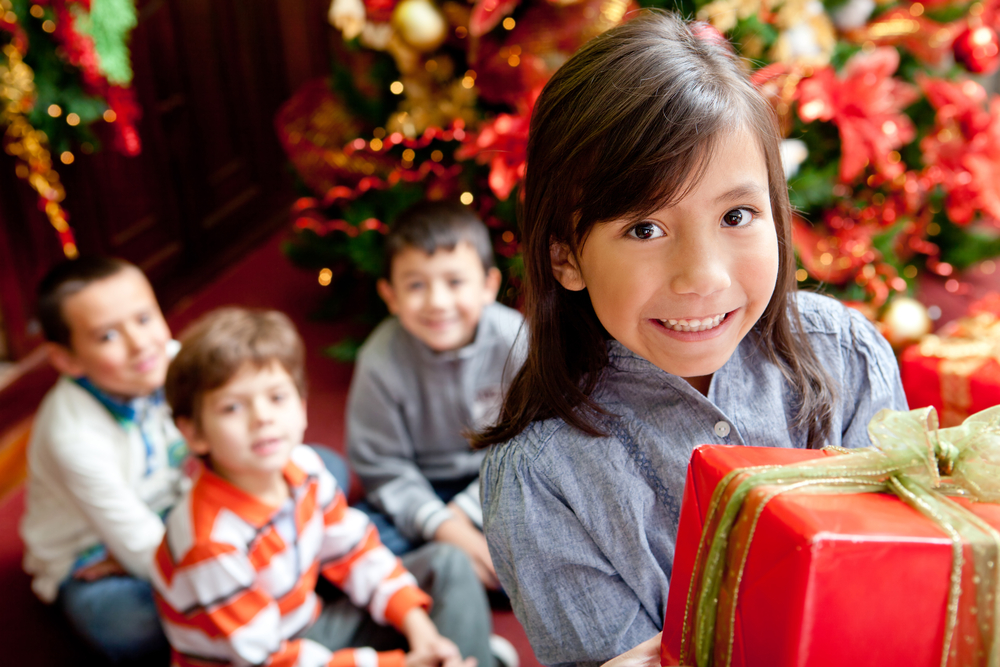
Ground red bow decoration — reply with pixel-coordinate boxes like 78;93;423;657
455;87;538;200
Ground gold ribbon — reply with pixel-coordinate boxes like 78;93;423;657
678;406;1000;667
919;314;1000;426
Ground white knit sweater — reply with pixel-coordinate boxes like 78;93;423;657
20;375;187;602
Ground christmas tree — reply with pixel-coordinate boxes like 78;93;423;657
277;0;1000;356
0;0;142;259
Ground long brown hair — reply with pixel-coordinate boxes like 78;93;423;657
472;11;836;450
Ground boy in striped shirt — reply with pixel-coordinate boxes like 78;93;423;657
152;308;491;667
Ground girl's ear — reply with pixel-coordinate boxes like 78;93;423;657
550;241;586;291
376;278;399;314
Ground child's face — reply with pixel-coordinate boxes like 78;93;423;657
378;241;502;352
552;127;779;384
50;268;172;399
182;361;306;495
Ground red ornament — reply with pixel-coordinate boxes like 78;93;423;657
953;25;1000;74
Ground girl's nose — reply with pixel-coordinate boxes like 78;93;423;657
670;236;732;297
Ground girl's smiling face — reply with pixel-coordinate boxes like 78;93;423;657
551;127;779;391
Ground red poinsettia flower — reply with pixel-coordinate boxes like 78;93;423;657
456;88;539;200
796;47;918;183
920;77;1000;224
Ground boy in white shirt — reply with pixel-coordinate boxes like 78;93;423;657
20;256;186;664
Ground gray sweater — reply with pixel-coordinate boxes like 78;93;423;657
346;302;525;541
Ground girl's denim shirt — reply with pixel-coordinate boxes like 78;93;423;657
480;291;908;667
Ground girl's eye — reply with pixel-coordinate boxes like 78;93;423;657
406;282;424;292
449;279;464;288
722;208;758;228
99;330;118;343
272;392;286;403
137;312;151;325
627;222;664;240
221;403;239;414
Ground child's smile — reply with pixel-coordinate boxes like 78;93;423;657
657;311;731;334
552;127;779;389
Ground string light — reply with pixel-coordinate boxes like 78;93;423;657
318;268;332;286
390;81;404;94
460;192;473;205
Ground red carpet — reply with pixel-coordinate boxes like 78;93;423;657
0;229;542;667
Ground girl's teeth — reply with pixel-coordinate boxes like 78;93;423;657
660;313;726;332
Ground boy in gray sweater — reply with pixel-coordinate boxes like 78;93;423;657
346;200;524;591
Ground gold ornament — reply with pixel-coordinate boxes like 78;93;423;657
392;0;448;53
880;296;932;349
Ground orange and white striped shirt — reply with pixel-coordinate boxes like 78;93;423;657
151;445;431;667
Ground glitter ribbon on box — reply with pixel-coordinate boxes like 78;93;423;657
661;406;1000;667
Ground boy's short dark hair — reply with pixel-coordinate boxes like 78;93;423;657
37;256;135;347
166;308;306;426
384;201;496;278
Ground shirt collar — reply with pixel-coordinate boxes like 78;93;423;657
73;376;164;427
604;338;746;402
192;457;309;529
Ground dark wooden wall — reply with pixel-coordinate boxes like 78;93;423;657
0;0;335;361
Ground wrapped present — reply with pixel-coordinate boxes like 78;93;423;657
902;294;1000;427
661;406;1000;667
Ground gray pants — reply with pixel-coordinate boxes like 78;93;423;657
304;542;493;667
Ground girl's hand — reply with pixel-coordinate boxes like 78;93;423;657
600;633;663;667
433;503;500;590
401;608;477;667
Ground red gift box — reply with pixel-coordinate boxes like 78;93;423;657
901;296;1000;427
660;445;1000;667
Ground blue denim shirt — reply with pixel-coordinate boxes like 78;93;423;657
480;292;908;667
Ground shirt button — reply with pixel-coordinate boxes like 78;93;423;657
714;421;731;438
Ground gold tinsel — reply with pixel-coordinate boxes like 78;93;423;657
1;39;77;258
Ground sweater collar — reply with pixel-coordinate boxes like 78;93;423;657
73;376;164;427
